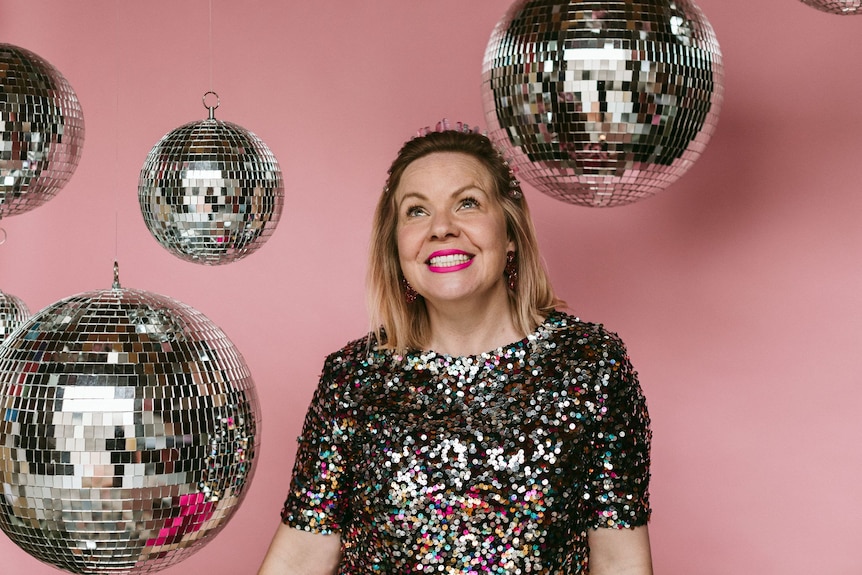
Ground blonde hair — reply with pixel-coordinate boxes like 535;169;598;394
367;130;564;352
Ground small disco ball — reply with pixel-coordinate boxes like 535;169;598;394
799;0;862;13
0;44;85;218
0;289;30;345
0;270;260;574
138;92;284;265
482;0;723;207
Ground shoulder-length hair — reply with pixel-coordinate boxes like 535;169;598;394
367;128;564;352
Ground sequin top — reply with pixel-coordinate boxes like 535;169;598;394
281;311;651;573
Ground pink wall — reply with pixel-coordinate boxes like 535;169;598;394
1;1;860;573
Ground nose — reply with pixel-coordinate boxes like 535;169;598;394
429;210;459;240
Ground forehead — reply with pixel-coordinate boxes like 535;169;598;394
397;152;494;194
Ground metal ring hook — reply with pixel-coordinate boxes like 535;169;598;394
203;91;220;120
112;261;121;290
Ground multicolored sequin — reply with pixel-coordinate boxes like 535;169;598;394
281;311;650;573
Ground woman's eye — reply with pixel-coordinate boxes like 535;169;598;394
459;197;480;209
405;206;426;217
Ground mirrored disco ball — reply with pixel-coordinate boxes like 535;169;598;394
0;281;260;573
138;101;284;265
0;44;85;218
482;0;723;207
799;0;862;13
0;289;30;345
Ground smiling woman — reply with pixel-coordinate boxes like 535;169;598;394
367;124;560;354
393;151;515;350
257;124;654;574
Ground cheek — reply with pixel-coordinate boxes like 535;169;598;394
395;230;406;261
395;227;420;260
491;219;513;253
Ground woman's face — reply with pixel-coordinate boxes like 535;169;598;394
395;152;513;312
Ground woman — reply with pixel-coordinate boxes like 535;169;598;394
258;122;653;574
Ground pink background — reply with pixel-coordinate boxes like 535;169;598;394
1;1;861;573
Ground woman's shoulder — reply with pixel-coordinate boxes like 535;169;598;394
542;311;638;387
543;310;629;353
321;332;388;374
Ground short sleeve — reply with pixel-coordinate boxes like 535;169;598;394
584;333;651;529
280;356;355;534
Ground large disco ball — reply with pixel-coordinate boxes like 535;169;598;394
0;289;30;345
138;93;284;265
799;0;862;13
0;274;260;573
482;0;723;207
0;44;85;218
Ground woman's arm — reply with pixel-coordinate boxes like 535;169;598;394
587;525;653;575
257;524;342;575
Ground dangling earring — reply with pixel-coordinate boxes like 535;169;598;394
505;251;518;292
402;278;419;304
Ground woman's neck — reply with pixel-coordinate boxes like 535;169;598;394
424;298;522;357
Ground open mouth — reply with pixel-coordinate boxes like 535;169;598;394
426;250;474;271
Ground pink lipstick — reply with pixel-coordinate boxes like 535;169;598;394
426;249;474;273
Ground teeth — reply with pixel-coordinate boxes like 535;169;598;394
428;254;470;267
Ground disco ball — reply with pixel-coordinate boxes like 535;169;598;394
482;0;724;207
138;92;284;265
0;43;85;218
0;289;30;345
799;0;862;13
0;269;260;573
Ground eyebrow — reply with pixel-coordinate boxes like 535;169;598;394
396;185;486;208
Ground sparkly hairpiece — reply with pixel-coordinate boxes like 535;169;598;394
416;118;481;137
413;118;523;200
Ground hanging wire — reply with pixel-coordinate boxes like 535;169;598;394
114;0;121;267
209;0;214;92
1;195;6;245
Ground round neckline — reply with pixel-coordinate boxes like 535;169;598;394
406;310;560;364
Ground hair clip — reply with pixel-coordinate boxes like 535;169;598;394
417;118;483;138
497;153;523;200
